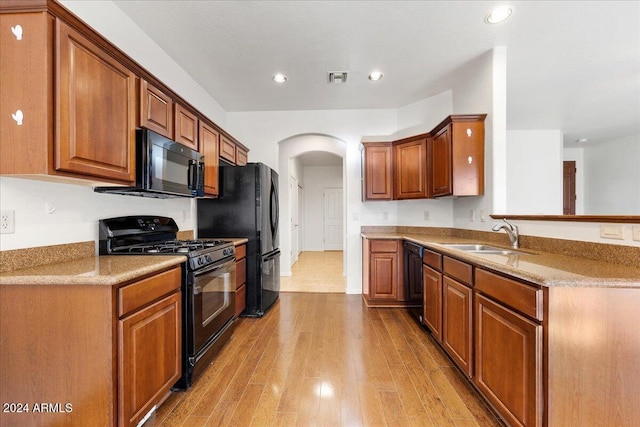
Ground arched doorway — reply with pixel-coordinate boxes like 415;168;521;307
277;134;346;292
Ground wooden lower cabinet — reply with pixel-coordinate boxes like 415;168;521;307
235;244;247;317
442;276;473;377
0;265;182;427
422;264;443;342
362;238;404;306
474;293;542;427
119;291;181;427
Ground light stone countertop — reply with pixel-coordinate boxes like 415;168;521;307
363;232;640;288
0;255;186;286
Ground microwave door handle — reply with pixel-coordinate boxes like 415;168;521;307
187;160;195;190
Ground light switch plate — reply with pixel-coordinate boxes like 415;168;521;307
632;225;640;241
600;224;624;240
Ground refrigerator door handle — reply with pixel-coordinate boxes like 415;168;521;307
270;181;279;239
263;249;281;262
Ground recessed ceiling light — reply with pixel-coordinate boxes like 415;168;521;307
273;73;287;83
368;71;383;81
485;6;512;24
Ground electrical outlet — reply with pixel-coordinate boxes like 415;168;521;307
480;209;486;222
632;225;640;241
382;211;389;221
423;210;430;221
600;224;623;240
1;209;15;234
469;209;475;222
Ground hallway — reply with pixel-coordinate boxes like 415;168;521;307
280;251;346;293
154;293;502;426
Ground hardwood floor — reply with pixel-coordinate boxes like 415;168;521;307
152;293;503;427
280;251;346;293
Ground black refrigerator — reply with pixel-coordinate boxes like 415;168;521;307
197;162;280;317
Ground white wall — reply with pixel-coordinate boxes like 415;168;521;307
0;177;195;251
303;166;343;251
583;134;640;214
506;130;563;214
449;49;502;231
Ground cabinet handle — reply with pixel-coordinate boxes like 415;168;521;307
468;156;473;164
11;25;23;40
466;128;472;137
12;110;24;126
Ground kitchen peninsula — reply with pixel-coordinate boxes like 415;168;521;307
362;225;640;427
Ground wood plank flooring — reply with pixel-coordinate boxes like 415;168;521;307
280;251;346;293
152;293;503;427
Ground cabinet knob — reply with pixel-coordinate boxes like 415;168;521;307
11;25;23;40
12;109;24;125
466;128;472;137
468;156;473;164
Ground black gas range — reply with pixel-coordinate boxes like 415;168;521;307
99;215;236;389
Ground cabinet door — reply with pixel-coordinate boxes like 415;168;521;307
442;276;473;377
430;125;452;197
56;20;136;183
423;264;442;342
140;79;173;138
474;294;542;427
363;143;393;200
174;103;198;150
394;138;427;199
0;12;51;175
219;135;237;164
236;147;248;166
369;252;399;300
199;121;219;196
119;292;181;427
451;121;484;196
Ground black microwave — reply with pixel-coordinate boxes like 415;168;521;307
95;128;204;198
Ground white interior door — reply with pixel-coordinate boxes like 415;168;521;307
290;176;299;264
298;183;304;256
323;188;343;250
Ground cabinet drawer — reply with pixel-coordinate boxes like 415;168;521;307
118;267;181;317
235;244;246;260
422;248;442;271
236;257;247;290
369;239;399;253
475;269;542;321
443;256;472;286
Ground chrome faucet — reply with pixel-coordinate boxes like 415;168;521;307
492;218;519;248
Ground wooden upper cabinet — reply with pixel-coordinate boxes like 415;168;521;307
362;143;393;200
0;12;51;175
199;121;219;196
429;114;486;197
394;137;427;199
430;126;453;197
174;103;198;150
140;79;173;138
236;147;248;166
219;135;237;164
56;19;136;183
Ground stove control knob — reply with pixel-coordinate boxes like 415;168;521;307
205;255;212;262
197;257;203;265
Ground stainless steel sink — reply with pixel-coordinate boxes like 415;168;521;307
439;243;526;255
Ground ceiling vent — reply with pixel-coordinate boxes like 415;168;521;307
328;71;348;84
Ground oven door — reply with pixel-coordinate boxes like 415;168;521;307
191;258;236;354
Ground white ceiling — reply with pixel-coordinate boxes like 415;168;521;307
112;0;640;148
